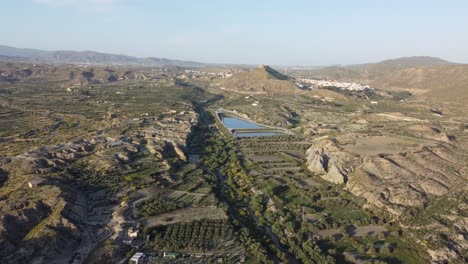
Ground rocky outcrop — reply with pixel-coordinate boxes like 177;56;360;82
305;137;468;263
305;140;354;184
324;163;347;184
0;190;83;264
171;142;187;161
306;138;466;211
406;124;457;144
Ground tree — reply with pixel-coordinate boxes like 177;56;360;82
366;244;376;254
380;244;391;254
357;244;366;253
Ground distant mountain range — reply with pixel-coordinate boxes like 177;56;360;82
0;45;206;67
0;45;459;71
2;44;466;102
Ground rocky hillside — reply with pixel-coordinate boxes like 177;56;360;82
299;57;468;103
0;62;210;263
305;123;468;262
0;62;154;86
351;56;454;75
308;56;454;81
369;65;468;102
220;65;299;94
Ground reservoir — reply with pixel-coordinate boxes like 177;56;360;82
222;117;264;129
220;115;286;137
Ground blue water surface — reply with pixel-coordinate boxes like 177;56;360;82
222;117;264;129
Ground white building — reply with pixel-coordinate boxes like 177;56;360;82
129;252;144;264
128;227;139;238
298;78;372;91
28;177;44;188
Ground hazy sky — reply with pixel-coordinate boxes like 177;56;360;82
2;0;468;65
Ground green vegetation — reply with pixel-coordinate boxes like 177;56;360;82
199;131;335;263
148;219;235;252
1;61;465;263
193;113;430;263
134;196;186;218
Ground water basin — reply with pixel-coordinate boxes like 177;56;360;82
222;117;264;129
220;115;287;137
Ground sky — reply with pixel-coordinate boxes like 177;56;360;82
1;0;468;65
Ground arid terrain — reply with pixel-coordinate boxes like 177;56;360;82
0;55;467;264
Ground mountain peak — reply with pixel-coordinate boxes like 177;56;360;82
376;56;453;67
221;65;297;94
254;64;290;80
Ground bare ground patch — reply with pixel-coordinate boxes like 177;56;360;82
341;135;436;155
142;207;227;228
347;225;388;237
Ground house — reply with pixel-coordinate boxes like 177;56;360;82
129;252;144;264
163;252;177;259
28;177;45;188
128;227;139;238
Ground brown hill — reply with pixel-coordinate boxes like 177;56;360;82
370;65;468;102
302;66;364;82
352;56;453;74
304;57;467;103
308;56;454;82
0;62;148;86
220;65;299;94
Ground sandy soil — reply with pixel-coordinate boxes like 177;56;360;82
341;135;435;155
142;207;227;227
